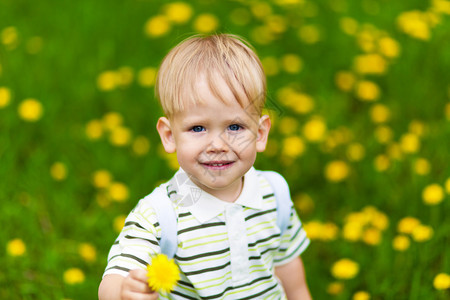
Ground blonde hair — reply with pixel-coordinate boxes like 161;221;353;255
156;34;266;118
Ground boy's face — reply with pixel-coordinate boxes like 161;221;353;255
157;75;271;201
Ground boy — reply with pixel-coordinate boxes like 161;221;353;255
99;34;311;299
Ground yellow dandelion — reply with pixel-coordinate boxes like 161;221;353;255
378;37;401;58
163;2;193;24
138;67;157;87
322;222;339;241
113;215;127;233
433;273;450;290
327;281;344;295
354;53;387;75
290;93;314;114
335;71;356;92
374;125;393;144
250;26;275;45
371;212;389;231
92;170;112;189
0;87;11;108
397;10;431;41
370;104;390;123
397;217;420;234
85;119;103;140
147;254;180;293
250;2;272;19
298;24;321;44
97;71;119;91
356;29;377;53
346;143;365;162
278;117;299;136
325;160;350;182
1;26;19;49
18;98;43;122
282;136;305;158
132;136;151;156
193;14;219;33
109;126;132;147
281;54;303;74
78;243;97;263
50;162;67;181
145;15;171;37
6;239;26;257
303;117;327;142
63;268;85;285
261;56;280;76
353;291;371;300
392;235;410;251
343;222;363;241
400;133;420;153
229;8;251;26
339;17;359;35
362;228;382;246
117;66;134;87
445;177;450;194
102;112;123;131
266;15;288;34
303;221;323;240
446;102;450;120
387;143;403;160
355;80;380;101
413;158;430;175
108;182;129;202
374;154;390;172
293;193;314;215
411;224;434;242
422;184;444;205
331;258;359;280
408;120;426;136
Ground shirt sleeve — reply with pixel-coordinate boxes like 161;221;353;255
273;206;310;266
103;200;162;278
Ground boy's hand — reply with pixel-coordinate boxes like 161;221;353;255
121;269;158;300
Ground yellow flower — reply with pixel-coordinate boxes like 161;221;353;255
408;120;426;136
413;158;430;175
261;56;280;76
281;54;303;74
374;155;390;172
397;10;431;40
325;160;350;182
353;291;371;300
250;2;272;19
229;8;251;26
422;184;444;205
79;243;97;263
374;125;393;144
327;281;344;295
411;224;434;242
340;17;359;35
102;112;123;131
6;239;26;256
298;25;321;44
400;133;420;153
322;222;339;241
346;143;365;161
392;235;410;251
355;80;380;101
446;177;450;194
265;15;288;34
446;102;450;120
378;37;400;58
63;268;85;285
114;215;127;233
85;119;103;140
250;26;275;45
303;116;327;142
354;53;387;75
331;258;359;280
278;117;298;135
387;143;403;160
397;217;420;234
147;254;180;293
133;136;151;156
342;222;363;241
193;14;219;33
18;98;43;122
138;67;157;87
294;193;314;214
108;182;129;202
163;2;193;24
117;66;134;87
109;126;132;147
145;15;171;37
50;162;67;181
92;170;112;189
0;87;11;108
433;273;450;290
97;71;119;91
1;26;19;49
335;71;356;92
303;221;323;240
282;136;305;158
370;104;390;123
362;228;382;246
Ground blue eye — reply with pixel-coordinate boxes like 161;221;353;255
228;124;242;131
191;126;205;132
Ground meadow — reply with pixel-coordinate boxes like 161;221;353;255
1;0;449;299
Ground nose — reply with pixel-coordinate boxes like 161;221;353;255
205;133;229;153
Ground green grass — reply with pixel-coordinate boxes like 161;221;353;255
1;0;449;299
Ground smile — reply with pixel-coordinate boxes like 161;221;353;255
201;161;234;170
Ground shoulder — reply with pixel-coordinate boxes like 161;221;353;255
131;183;171;220
255;169;290;190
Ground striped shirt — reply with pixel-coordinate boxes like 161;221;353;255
103;167;310;299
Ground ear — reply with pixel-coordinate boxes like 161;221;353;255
156;117;176;153
256;115;271;152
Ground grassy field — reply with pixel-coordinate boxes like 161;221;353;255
1;0;449;299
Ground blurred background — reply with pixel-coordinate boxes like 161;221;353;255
1;0;449;299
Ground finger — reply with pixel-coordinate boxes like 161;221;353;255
122;290;159;300
129;269;149;283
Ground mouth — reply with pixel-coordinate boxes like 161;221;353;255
201;161;234;170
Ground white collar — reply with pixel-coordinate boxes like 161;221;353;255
168;167;263;223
